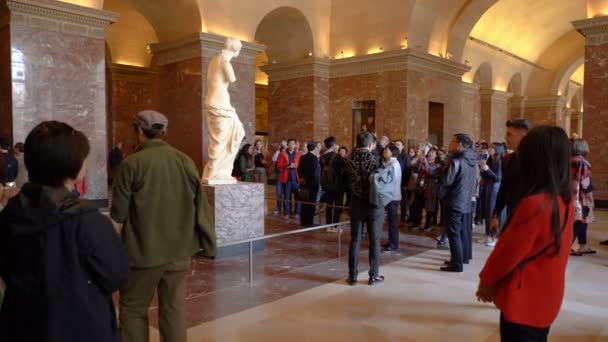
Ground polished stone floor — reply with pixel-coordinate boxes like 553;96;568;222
144;206;608;342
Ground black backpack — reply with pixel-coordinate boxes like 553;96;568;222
320;153;338;191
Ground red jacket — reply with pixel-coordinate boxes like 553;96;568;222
479;193;574;328
276;150;301;183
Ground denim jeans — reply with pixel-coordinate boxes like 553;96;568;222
386;200;400;249
275;178;284;213
348;198;385;278
283;181;301;216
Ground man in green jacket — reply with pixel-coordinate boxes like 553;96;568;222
111;110;216;342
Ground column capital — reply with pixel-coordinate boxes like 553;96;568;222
150;32;266;66
573;15;608;45
2;0;118;39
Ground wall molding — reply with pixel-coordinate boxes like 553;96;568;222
3;0;118;39
573;15;608;46
108;63;156;84
261;57;330;81
262;49;470;82
461;82;481;96
150;32;266;66
525;96;567;109
480;89;513;104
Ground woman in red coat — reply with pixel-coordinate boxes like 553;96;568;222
476;126;574;342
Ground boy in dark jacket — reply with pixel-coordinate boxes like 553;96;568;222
0;121;129;342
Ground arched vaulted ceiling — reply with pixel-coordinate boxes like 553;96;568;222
255;7;314;63
103;0;158;67
470;0;586;63
121;0;201;42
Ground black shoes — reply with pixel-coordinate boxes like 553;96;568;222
600;240;608;246
381;245;397;253
347;276;385;285
368;275;385;285
440;266;463;273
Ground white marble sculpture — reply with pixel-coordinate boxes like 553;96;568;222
202;38;246;185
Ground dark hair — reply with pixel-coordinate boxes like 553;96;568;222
307;141;317;152
509;126;572;254
386;144;400;158
239;144;251;155
356;132;374;148
14;142;24;152
25;121;90;187
324;136;336;149
491;142;506;160
480;142;489;150
427;147;439;162
339;146;348;154
507;119;532;131
287;138;297;144
571;139;590;157
454;134;473;149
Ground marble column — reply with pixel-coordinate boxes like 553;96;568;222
151;33;264;169
479;89;513;142
461;82;481;141
508;95;527;120
574;15;608;202
524;97;567;128
0;0;118;199
107;63;157;154
263;58;330;144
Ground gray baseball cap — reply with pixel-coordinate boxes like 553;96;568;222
134;110;168;131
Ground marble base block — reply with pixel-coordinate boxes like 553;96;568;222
202;182;265;258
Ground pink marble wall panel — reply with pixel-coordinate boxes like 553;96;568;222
108;75;156;154
158;58;204;169
461;90;481;141
0;24;12;141
268;76;315;143
407;70;464;147
10;24;108;199
583;43;608;201
489;100;508;143
525;107;558;127
480;98;492;142
330;71;407;148
313;76;330;141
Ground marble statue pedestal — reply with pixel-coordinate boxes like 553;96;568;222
202;182;265;258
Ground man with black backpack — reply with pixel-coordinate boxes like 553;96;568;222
321;136;344;232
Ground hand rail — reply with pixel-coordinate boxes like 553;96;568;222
217;220;351;284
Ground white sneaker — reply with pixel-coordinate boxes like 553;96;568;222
486;238;497;247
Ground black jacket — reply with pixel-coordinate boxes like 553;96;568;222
442;149;478;213
0;183;129;342
493;153;520;216
298;152;321;194
397;153;412;188
346;149;381;201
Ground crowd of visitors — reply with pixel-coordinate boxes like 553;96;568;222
0;110;605;341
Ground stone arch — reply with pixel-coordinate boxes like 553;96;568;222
507;72;523;96
473;62;493;89
254;6;315;64
446;0;498;63
121;0;201;42
103;0;159;67
553;55;584;96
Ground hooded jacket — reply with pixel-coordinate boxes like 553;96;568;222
442;148;478;213
0;183;129;342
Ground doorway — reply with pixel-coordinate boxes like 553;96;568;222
428;102;444;147
352;100;376;148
